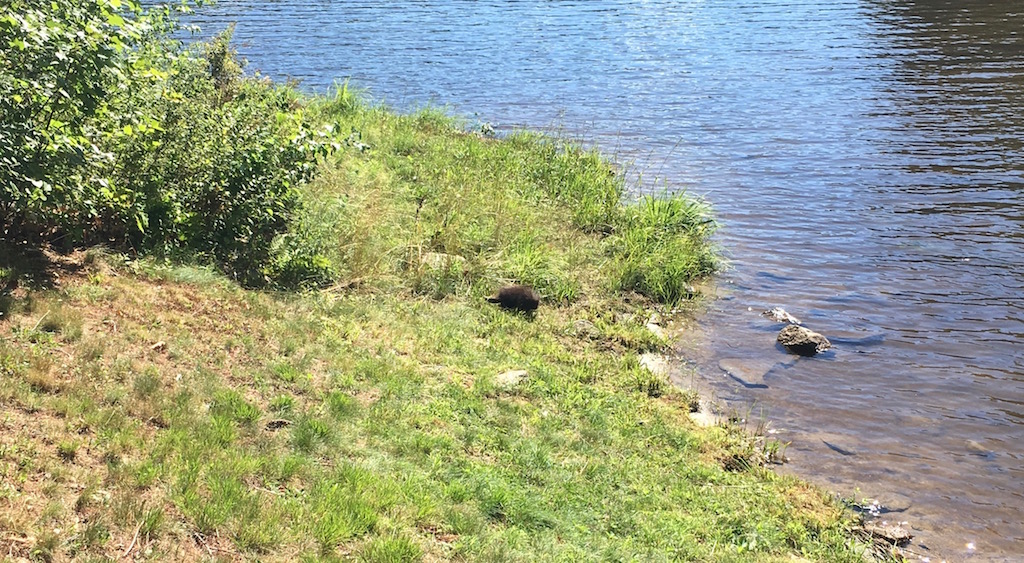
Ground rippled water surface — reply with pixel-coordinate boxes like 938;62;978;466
187;1;1024;559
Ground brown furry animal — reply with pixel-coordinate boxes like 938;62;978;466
486;285;540;312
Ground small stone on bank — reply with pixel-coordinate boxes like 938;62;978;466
496;369;528;389
639;353;670;377
645;321;668;339
572;319;600;339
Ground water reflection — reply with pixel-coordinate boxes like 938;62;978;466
868;0;1024;184
182;1;1024;559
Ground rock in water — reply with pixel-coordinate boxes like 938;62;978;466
777;325;831;356
762;307;801;325
862;520;913;546
486;285;540;312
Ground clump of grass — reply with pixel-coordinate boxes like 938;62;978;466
633;368;667;398
56;440;78;462
309;475;380;555
0;265;14;287
268;192;350;289
32;302;84;342
78;520;110;551
31;532;60;562
501;234;580;303
325;391;358;419
24;355;58;394
133;460;161;488
139;506;165;540
610;194;717;305
292;416;333;453
133;368;162;398
762;438;790;465
360;534;422;562
272;362;302;383
81;246;113;269
589;313;665;352
503;132;624;233
407;249;467;300
76;337;105;362
269;394;296;414
680;388;702;413
321;80;363;117
233;503;283;554
210;389;262;426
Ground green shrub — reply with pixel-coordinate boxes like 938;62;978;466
0;0;176;237
1;3;336;286
108;28;336;284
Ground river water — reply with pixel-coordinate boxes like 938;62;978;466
185;1;1023;560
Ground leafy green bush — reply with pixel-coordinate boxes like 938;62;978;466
0;0;177;237
93;26;338;284
1;1;337;285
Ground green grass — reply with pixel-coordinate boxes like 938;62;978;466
272;87;717;304
0;86;879;561
611;194;718;304
0;259;876;561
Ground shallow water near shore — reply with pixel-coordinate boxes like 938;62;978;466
185;1;1024;559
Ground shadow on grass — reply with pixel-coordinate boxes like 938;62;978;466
0;293;10;322
0;241;85;322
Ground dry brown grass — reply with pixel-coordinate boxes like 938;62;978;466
0;247;871;562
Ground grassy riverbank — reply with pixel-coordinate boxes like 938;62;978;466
1;245;878;562
0;98;875;563
2;2;879;561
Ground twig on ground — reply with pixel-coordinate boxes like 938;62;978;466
31;310;50;331
122;521;143;559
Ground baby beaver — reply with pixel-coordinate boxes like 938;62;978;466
486;285;540;312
